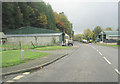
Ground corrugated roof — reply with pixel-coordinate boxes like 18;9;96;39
4;26;61;35
6;33;62;37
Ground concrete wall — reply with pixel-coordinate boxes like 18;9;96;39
6;35;61;46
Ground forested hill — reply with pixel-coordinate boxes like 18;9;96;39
2;2;73;36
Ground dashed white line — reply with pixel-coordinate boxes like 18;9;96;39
13;75;24;80
91;45;120;75
93;47;102;55
103;57;111;65
115;69;120;75
99;52;102;56
23;72;30;75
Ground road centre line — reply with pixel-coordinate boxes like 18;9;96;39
115;69;120;75
91;46;102;56
13;75;24;80
103;57;111;65
99;52;102;56
91;45;120;75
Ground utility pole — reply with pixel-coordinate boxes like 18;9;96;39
101;31;104;43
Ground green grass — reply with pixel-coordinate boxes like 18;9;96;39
96;43;120;48
35;46;70;50
2;50;49;67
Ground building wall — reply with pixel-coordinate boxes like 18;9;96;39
6;35;61;46
106;36;120;40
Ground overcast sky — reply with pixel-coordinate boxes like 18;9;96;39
43;0;119;34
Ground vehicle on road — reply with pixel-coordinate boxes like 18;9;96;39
82;39;88;43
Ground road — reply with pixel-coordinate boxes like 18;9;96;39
4;42;118;82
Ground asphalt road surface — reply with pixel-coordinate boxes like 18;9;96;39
5;42;119;82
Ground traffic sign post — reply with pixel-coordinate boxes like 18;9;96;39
21;50;24;60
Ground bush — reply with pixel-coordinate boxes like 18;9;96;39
117;40;120;45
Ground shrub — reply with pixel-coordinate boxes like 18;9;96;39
117;39;120;45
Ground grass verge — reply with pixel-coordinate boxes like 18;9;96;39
35;46;70;50
96;43;120;48
2;50;49;67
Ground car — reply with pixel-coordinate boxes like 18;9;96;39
68;39;73;46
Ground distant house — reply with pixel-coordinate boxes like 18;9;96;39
98;31;120;43
4;27;62;45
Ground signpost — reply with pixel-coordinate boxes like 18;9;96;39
21;50;24;60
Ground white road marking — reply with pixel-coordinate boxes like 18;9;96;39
115;69;120;75
91;46;102;56
103;57;111;64
23;72;30;75
7;80;14;82
99;52;102;55
13;75;23;80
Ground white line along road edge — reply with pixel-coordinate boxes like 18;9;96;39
115;69;120;75
23;72;30;75
7;80;14;82
13;75;24;80
103;57;111;65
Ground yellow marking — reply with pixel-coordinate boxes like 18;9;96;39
40;66;43;69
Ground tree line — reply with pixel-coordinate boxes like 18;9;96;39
74;26;118;41
2;2;73;36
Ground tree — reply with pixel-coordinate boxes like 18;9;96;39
37;13;47;27
46;3;56;30
54;12;73;36
2;2;73;34
54;12;65;32
83;28;93;41
73;34;83;41
18;2;30;26
2;2;16;31
93;26;102;40
105;27;113;31
14;2;23;28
